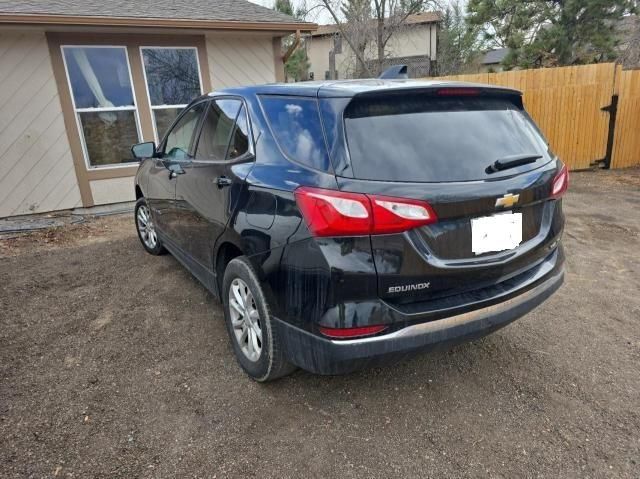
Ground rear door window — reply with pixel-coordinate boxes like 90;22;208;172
343;95;550;182
227;105;250;160
195;99;241;162
260;96;331;172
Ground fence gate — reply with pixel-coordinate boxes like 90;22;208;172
612;66;640;169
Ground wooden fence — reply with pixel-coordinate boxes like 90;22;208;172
612;66;640;169
428;63;640;171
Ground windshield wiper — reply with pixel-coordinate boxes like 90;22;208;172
486;154;542;174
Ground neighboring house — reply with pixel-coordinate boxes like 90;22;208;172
0;0;315;218
306;12;441;80
479;48;510;73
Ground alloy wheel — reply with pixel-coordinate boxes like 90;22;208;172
228;278;262;362
136;204;157;249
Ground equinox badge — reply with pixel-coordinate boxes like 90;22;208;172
388;282;431;293
495;193;520;208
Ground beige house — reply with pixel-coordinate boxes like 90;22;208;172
0;0;315;218
306;12;440;80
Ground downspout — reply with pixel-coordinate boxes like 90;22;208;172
283;29;301;64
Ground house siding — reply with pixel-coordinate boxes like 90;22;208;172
90;177;136;205
0;30;283;218
206;34;277;88
0;31;81;217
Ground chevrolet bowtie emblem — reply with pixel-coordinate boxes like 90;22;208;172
495;193;520;208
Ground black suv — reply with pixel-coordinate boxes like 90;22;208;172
132;80;567;381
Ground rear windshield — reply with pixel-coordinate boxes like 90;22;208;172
344;94;550;182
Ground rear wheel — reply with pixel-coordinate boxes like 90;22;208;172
135;198;166;255
222;257;296;381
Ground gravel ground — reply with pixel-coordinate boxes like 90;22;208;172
1;169;639;478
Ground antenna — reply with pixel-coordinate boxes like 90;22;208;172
378;65;408;79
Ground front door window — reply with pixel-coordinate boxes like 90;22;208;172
163;102;207;162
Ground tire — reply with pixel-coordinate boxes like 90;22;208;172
134;197;166;255
222;256;296;382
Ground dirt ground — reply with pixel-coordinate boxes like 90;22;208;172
1;169;639;478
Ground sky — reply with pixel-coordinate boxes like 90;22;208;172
249;0;336;24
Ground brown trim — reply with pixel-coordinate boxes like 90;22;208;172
86;166;139;181
46;33;94;207
47;32;214;48
195;36;212;92
273;37;285;83
126;46;155;142
46;32;215;204
0;14;317;32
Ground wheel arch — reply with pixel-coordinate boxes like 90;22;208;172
215;241;244;297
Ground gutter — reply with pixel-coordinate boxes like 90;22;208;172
0;13;318;33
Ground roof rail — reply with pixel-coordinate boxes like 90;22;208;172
378;65;408;79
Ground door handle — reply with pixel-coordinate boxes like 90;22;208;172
216;176;233;188
168;165;185;179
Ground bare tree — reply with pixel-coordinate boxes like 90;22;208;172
318;0;439;77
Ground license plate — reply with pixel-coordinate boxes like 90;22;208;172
471;212;523;255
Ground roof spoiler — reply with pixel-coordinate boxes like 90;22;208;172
378;65;408;80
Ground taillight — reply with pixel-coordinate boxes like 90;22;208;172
319;324;387;339
370;196;436;234
294;186;437;237
294;187;372;236
551;164;569;199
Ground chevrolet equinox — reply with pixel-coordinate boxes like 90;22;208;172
132;79;567;381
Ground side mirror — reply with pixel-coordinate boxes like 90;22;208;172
131;142;156;160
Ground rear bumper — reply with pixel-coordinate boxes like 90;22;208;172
275;268;564;375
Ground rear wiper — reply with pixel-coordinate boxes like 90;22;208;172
486;154;542;173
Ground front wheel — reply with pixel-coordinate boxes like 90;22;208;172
222;257;296;382
135;198;166;255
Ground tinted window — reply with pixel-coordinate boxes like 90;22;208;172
260;96;331;171
195;99;241;161
164;102;206;161
228;105;250;160
344;95;550;182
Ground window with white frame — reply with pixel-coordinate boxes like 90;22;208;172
62;46;141;168
140;47;203;142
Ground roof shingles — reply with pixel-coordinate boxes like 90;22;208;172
0;0;306;24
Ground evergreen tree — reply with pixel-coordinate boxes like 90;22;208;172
437;1;484;75
274;0;294;16
467;0;635;69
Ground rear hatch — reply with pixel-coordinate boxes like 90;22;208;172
320;86;565;304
